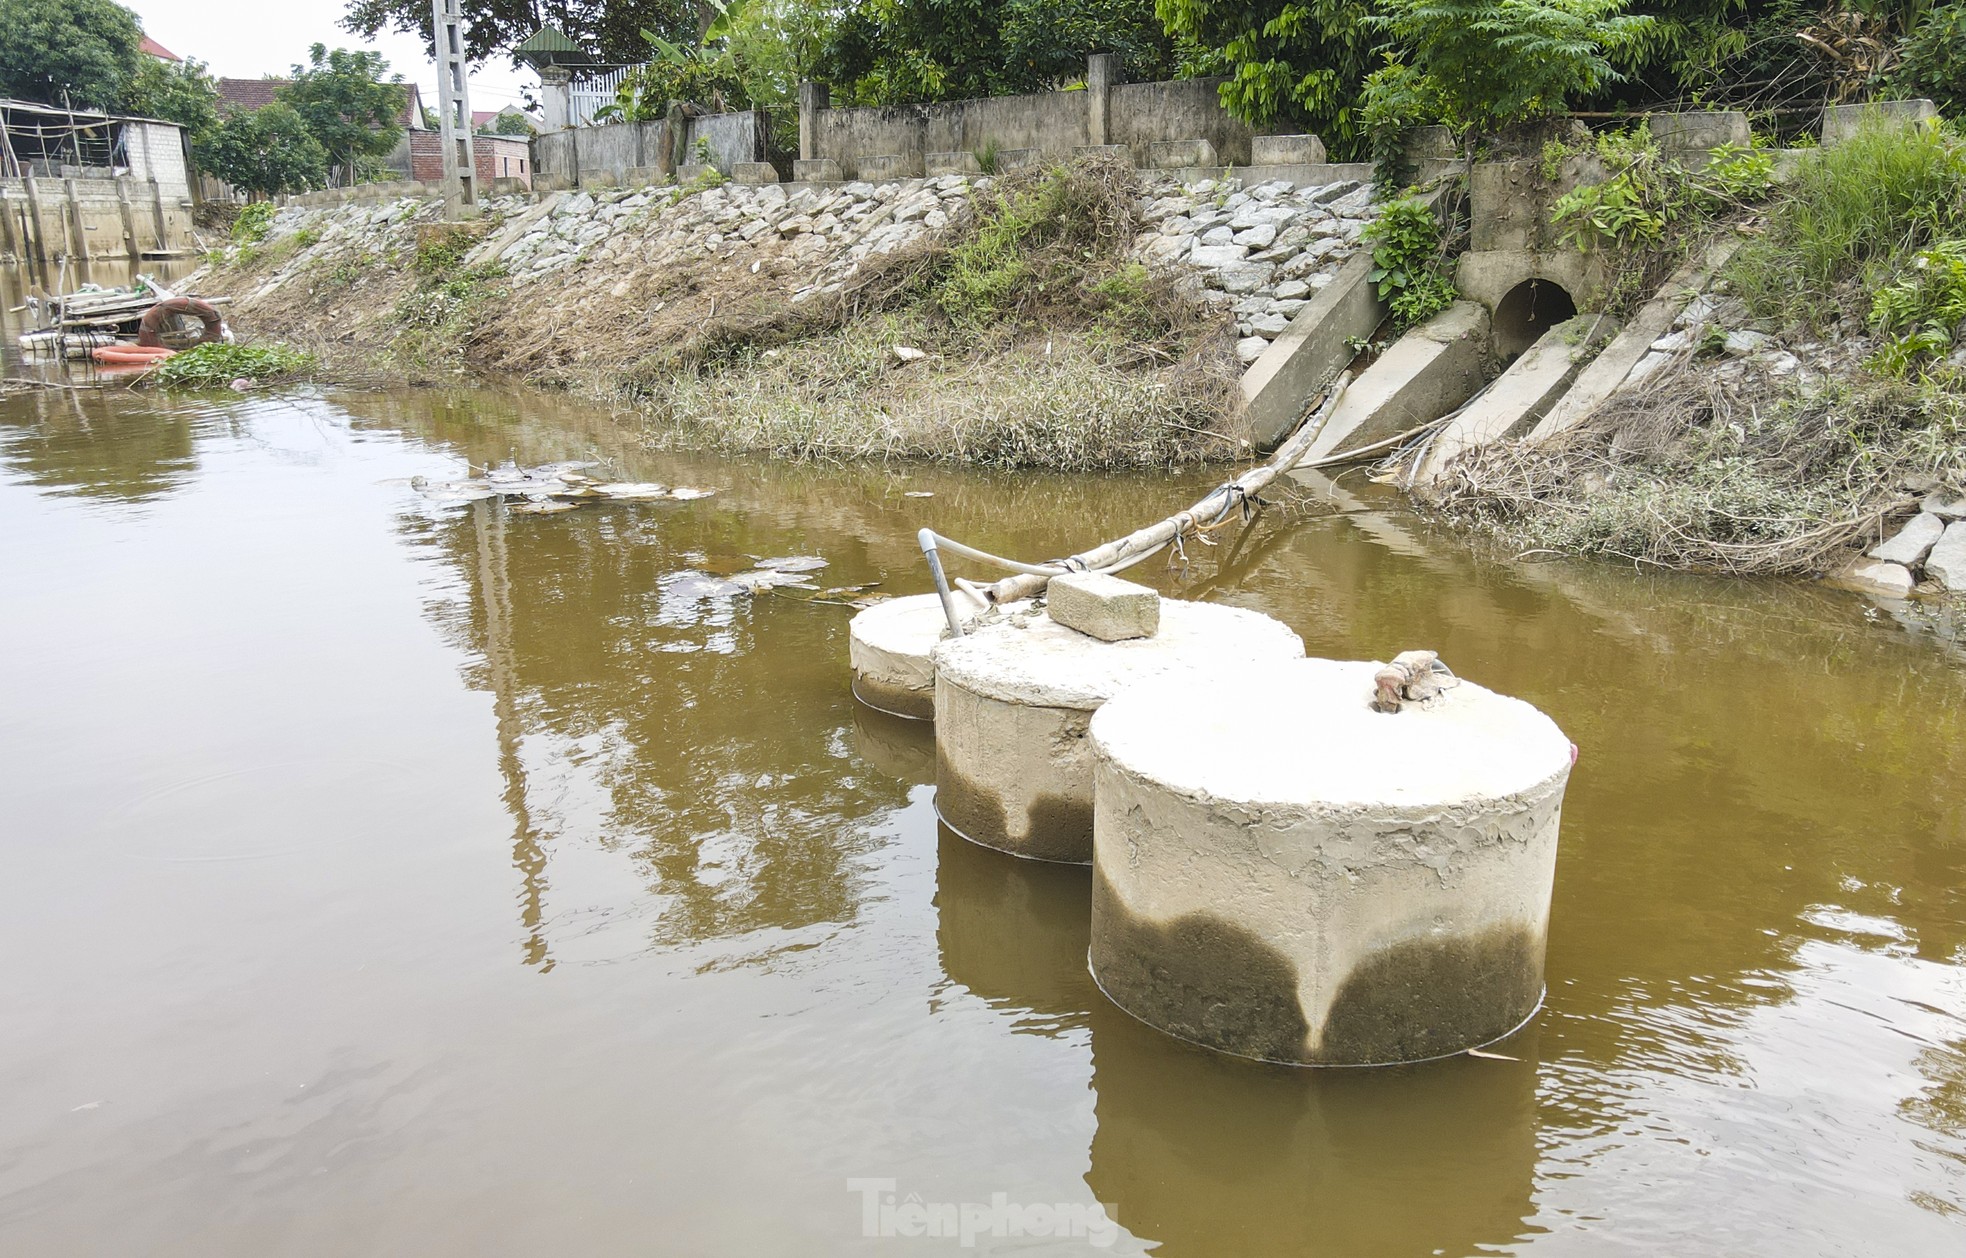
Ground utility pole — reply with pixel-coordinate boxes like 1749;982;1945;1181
431;0;478;217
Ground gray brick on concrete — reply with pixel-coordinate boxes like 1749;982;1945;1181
1253;134;1326;166
1047;572;1160;642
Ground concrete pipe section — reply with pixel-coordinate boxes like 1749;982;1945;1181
848;593;1015;720
1088;658;1574;1066
932;602;1304;864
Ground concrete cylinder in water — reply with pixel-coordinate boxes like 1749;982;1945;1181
848;593;996;720
932;602;1304;864
1088;658;1573;1066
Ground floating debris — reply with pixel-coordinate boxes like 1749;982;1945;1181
410;462;718;512
753;556;829;573
590;482;672;500
662;557;849;599
511;500;579;514
663;571;748;599
728;568;820;593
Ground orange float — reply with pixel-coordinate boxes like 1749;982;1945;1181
92;344;177;366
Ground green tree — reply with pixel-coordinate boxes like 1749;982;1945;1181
123;56;224;148
822;0;1174;104
279;44;407;185
1154;0;1382;157
1365;0;1653;139
491;110;536;135
0;0;143;110
340;0;704;67
203;102;328;197
724;0;839;105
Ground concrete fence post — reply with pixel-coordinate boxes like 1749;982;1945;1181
115;175;141;259
21;174;46;263
62;177;90;262
798;80;828;161
666;102;688;176
1086;54;1121;147
147;177;168;251
540;66;573;132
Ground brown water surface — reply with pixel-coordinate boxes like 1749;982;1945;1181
1;382;1962;1255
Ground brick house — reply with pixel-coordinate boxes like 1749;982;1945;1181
410;131;532;190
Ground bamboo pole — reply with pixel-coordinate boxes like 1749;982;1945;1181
980;374;1352;605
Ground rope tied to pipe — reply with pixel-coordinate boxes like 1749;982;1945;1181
1370;650;1460;714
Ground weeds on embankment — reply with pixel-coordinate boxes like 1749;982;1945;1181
617;160;1243;469
1427;119;1966;576
1429;364;1966;574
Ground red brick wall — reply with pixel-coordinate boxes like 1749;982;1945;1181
409;132;533;190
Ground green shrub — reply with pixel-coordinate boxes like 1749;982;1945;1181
1728;117;1966;328
1550;127;1773;254
231;201;275;245
1363;0;1654;141
412;225;476;276
151;342;313;388
1894;3;1966;119
931;164;1132;329
1361;194;1458;330
1866;239;1966;375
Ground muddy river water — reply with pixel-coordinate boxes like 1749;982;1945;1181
1;378;1963;1255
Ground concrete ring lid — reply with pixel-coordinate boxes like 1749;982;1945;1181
1090;657;1573;812
850;594;1033;680
849;593;961;693
932;600;1306;710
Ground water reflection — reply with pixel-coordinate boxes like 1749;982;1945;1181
930;808;1541;1255
933;824;1094;1040
7;381;1964;1252
0;388;204;503
401;487;912;964
1088;1011;1541;1256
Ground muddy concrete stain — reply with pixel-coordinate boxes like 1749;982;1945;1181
1315;924;1544;1064
936;745;1095;864
1091;872;1312;1063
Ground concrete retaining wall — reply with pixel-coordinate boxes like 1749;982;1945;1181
532;110;768;188
0;173;194;262
810;90;1089;178
1108;79;1258;166
803;61;1270;180
277;180;436;209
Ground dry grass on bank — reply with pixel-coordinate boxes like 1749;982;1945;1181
205;159;1248;469
625;314;1242;469
1424;359;1966;575
592;159;1246;469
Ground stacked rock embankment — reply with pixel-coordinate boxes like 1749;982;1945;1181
206;167;1373;387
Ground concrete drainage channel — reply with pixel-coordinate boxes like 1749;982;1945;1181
848;546;1576;1067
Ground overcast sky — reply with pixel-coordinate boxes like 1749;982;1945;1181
129;0;539;114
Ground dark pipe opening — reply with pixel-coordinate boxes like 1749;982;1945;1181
1492;279;1578;359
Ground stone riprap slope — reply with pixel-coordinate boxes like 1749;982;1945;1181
1134;176;1377;363
200;169;1375;390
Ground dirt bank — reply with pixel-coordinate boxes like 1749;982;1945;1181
188;162;1378;470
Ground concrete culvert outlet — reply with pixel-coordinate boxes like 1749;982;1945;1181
1087;658;1575;1066
930;602;1304;864
1492;279;1578;359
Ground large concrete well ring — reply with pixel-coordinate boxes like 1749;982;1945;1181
849;593;1018;720
1088;658;1575;1066
932;602;1304;864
